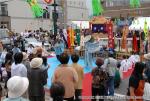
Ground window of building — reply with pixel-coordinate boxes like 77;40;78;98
82;13;84;18
0;4;8;16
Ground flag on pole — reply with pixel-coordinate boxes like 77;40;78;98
86;0;104;17
27;0;44;18
130;0;140;8
144;19;148;38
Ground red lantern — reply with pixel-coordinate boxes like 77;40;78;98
44;0;52;4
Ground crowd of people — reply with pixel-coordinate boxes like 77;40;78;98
0;28;150;101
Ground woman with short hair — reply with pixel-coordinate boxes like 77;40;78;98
11;52;27;77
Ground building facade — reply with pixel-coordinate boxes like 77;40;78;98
0;0;89;32
0;0;52;33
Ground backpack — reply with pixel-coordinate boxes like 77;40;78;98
92;67;108;88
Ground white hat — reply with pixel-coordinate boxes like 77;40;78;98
22;52;28;60
7;76;29;98
144;53;150;60
30;58;43;68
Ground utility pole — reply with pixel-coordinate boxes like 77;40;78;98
51;0;58;38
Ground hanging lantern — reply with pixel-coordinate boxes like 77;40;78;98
44;0;53;4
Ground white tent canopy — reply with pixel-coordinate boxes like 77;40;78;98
71;21;90;29
129;17;150;30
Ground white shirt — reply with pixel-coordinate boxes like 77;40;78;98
143;82;150;100
11;63;27;77
120;59;129;72
128;55;136;64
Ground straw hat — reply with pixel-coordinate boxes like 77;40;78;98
22;52;28;60
144;53;150;60
30;58;43;68
7;76;29;98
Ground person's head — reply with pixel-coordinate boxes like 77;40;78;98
5;52;13;61
123;55;127;59
14;43;18;48
22;52;28;61
14;52;23;64
132;62;146;77
30;58;43;68
108;53;114;58
96;58;104;67
59;53;69;64
71;53;79;63
50;82;65;101
42;56;47;66
7;76;29;98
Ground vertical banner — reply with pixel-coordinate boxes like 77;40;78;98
132;32;138;52
107;23;114;49
121;26;129;51
67;28;71;48
70;28;75;46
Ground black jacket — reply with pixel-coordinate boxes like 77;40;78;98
27;68;47;96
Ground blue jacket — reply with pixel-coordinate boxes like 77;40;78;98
3;97;29;101
54;42;64;55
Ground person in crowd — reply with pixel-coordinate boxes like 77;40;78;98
4;52;13;89
12;44;21;56
0;41;3;55
28;58;47;101
53;53;78;101
50;82;65;101
114;61;121;88
102;53;118;96
11;52;27;77
144;53;150;82
34;46;43;58
53;37;64;60
143;79;150;101
92;58;108;101
128;52;140;65
127;62;146;101
0;47;7;64
120;55;129;72
22;52;30;71
71;53;84;101
3;76;29;101
42;56;49;70
27;44;34;55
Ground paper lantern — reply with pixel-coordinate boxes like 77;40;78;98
44;0;53;4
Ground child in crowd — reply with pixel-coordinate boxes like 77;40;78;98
91;58;108;101
71;53;84;101
50;82;65;101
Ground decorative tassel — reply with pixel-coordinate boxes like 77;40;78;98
130;0;140;8
27;0;44;17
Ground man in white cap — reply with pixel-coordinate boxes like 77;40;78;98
28;58;47;101
3;76;29;101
